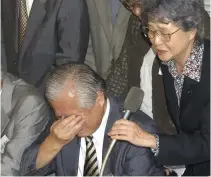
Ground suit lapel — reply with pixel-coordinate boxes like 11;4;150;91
1;75;16;135
94;0;113;44
1;0;19;54
102;98;122;175
111;5;130;57
1;75;15;114
151;56;160;120
19;0;47;59
61;137;81;176
180;76;198;118
151;58;177;134
180;40;209;115
1;106;10;136
161;64;181;130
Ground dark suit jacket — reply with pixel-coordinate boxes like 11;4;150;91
157;39;210;176
20;98;164;176
1;0;89;94
106;15;177;135
1;28;7;72
1;73;49;176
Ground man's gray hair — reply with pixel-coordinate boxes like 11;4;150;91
45;64;106;108
141;0;206;42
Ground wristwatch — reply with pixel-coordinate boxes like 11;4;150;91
151;134;159;156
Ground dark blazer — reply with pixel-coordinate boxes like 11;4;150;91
106;15;177;135
1;0;89;94
1;28;7;72
157;39;210;176
20;98;164;176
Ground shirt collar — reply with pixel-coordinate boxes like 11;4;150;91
92;98;110;141
162;40;204;82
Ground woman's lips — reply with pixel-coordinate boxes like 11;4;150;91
156;49;167;55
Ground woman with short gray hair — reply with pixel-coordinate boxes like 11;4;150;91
141;0;206;41
108;0;210;176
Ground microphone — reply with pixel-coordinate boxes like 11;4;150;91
122;86;144;120
100;87;144;176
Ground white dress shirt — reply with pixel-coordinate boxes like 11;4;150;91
77;99;110;176
140;48;156;119
25;0;34;16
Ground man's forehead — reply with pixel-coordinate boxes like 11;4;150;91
51;96;79;115
51;90;77;107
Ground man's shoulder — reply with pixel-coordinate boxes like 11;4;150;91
5;73;44;104
130;110;157;134
109;97;157;133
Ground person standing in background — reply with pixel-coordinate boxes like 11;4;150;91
1;0;90;95
85;0;131;78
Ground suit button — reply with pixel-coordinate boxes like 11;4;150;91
187;89;192;96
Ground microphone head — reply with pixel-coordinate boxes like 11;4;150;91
124;87;144;113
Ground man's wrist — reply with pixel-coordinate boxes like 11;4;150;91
147;133;157;149
45;135;64;152
36;135;63;170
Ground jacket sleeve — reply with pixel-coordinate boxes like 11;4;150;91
55;0;90;65
20;117;56;176
1;94;49;176
122;145;164;176
157;103;210;165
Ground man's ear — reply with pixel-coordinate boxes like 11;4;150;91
96;91;105;107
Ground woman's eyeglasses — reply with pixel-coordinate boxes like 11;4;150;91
142;26;180;42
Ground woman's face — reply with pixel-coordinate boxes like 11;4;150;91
147;21;196;62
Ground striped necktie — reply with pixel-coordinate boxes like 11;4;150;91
83;136;100;176
18;0;28;53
